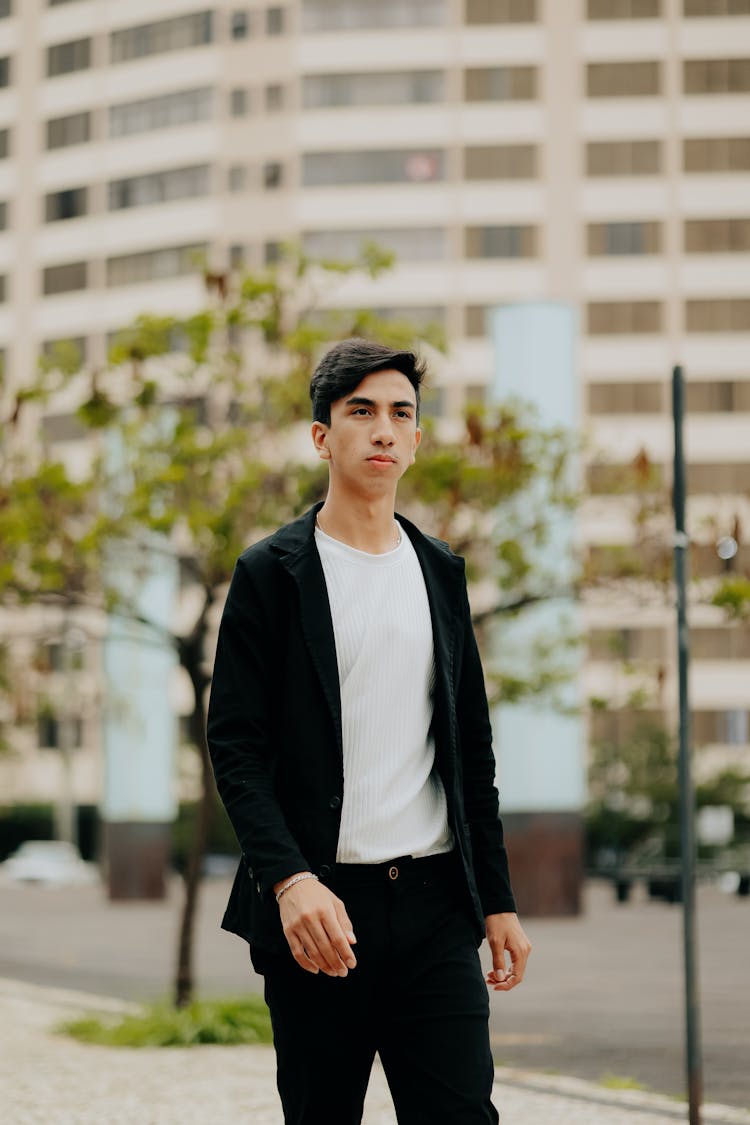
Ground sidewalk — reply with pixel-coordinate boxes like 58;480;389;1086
2;978;749;1125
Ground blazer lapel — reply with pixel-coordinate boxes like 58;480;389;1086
272;506;343;766
398;514;465;688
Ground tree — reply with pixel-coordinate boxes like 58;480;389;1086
0;245;577;1006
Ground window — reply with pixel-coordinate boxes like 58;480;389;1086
686;380;750;411
265;83;284;111
46;111;91;149
0;2;9;20
229;244;245;268
685;0;750;12
302;0;446;31
588;627;666;660
587;221;661;255
106;244;205;287
231;10;250;37
684;136;750;171
109;88;213;137
0;129;8;158
303;70;444;108
587;301;662;333
110;12;213;63
587;139;661;175
40;409;88;443
266;6;285;33
228;164;246;191
0;201;6;230
264;161;283;188
684;58;750;94
685;217;750;252
722;709;749;745
686;298;750;331
464;66;537;101
265;240;282;264
0;275;5;301
302;148;445;186
109;165;210;210
587;61;661;96
588;382;664;412
688;463;750;491
465;0;537;22
230;88;249;116
37;713;84;750
40;337;87;372
47;39;91;77
44;187;88;222
303;227;446;261
464;144;537;179
465;306;489;337
465;225;537;258
43;261;88;295
692;627;750;659
587;0;661;15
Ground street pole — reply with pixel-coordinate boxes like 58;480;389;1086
672;365;702;1125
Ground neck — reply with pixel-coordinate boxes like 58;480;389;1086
317;486;399;554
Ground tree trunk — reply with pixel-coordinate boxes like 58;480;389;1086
173;603;214;1009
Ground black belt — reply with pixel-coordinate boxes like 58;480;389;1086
332;850;458;887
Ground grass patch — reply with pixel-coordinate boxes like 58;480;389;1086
600;1074;649;1091
58;996;273;1048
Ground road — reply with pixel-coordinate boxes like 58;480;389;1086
1;875;747;1109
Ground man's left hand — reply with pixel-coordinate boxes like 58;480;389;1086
484;913;531;992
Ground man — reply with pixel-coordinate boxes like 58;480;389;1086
207;338;531;1125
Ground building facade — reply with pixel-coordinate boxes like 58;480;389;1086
1;0;748;815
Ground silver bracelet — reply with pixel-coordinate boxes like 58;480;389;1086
275;872;319;904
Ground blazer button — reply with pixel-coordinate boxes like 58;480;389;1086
329;795;341;810
319;864;331;878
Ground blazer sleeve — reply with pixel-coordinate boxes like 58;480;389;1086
207;556;311;897
455;579;517;916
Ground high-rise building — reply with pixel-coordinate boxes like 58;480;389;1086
2;0;748;808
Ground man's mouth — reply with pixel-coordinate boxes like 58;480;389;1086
368;455;397;463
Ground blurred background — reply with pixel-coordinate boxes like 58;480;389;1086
0;0;749;1100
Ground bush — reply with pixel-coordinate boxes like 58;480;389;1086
59;996;273;1048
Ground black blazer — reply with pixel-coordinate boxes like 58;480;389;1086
207;503;516;962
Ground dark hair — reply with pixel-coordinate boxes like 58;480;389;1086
310;337;426;425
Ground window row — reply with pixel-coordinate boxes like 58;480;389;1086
588;625;750;660
588;379;750;413
590;707;749;749
588;0;750;15
587;58;750;97
588;299;750;333
588;461;750;493
41;245;205;294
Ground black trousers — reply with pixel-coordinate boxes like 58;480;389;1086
261;852;499;1125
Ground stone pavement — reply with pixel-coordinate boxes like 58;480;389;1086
2;977;749;1125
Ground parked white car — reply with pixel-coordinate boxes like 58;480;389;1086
0;840;99;887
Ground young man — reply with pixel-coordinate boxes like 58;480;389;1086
207;339;530;1125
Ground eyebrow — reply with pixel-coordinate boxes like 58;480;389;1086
345;396;416;410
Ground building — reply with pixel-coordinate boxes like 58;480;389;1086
1;0;748;819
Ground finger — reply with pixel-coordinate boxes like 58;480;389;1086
307;920;350;976
330;904;358;969
286;934;320;975
333;898;357;947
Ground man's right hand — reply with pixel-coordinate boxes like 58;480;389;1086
274;873;357;977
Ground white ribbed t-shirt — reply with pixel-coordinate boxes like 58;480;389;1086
314;521;453;864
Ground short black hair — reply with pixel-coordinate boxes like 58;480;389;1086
310;337;426;425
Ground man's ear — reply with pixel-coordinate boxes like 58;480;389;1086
311;421;331;460
411;427;422;463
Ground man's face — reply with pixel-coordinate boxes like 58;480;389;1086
311;369;421;494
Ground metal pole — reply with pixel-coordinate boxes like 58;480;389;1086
672;365;702;1124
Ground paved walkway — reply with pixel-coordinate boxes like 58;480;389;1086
2;978;749;1125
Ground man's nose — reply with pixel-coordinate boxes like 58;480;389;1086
371;417;395;444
